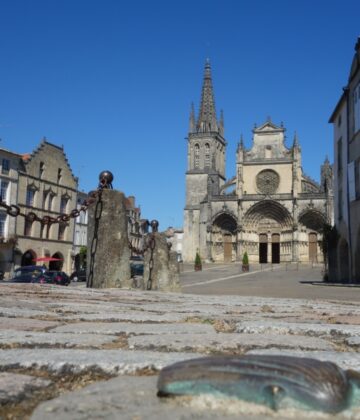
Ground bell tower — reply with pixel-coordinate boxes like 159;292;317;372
183;60;227;261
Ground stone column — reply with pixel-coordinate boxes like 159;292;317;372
87;189;131;288
143;232;181;292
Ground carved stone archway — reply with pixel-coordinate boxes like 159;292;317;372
243;200;293;263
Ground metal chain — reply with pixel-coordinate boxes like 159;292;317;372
86;189;103;288
0;190;100;226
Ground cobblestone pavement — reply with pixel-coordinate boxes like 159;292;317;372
1;281;360;419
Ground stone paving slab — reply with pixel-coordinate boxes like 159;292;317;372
236;320;360;337
0;372;51;404
248;349;360;370
0;349;203;374
128;332;334;352
52;322;215;335
0;331;119;348
61;311;187;322
30;375;360;420
0;317;60;331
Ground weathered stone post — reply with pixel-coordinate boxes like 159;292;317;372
87;179;131;288
143;222;181;292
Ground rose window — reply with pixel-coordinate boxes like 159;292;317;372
256;170;280;194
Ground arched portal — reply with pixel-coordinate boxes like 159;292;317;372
211;212;237;263
299;210;326;232
244;200;293;263
21;250;36;266
49;252;64;271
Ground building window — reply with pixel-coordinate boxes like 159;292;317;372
40;223;46;239
0;181;9;204
42;191;47;209
48;194;54;211
194;144;200;169
204;143;210;168
24;219;33;236
60;196;68;213
39;162;45;179
354;83;360;133
58;223;66;241
1;159;10;175
0;213;6;236
26;188;35;207
57;168;62;183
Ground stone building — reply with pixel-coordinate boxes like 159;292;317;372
0;148;22;276
329;37;360;282
15;139;78;273
183;61;333;264
73;190;88;272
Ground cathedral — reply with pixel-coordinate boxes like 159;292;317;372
183;61;333;264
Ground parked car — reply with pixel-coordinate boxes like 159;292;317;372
42;271;70;286
130;256;144;277
8;266;48;283
70;269;86;282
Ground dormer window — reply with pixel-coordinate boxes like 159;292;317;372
1;159;10;175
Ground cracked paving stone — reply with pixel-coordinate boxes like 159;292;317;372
0;372;51;404
52;322;215;335
128;332;334;352
0;318;60;331
236;320;360;337
247;349;360;370
0;331;119;347
0;349;204;375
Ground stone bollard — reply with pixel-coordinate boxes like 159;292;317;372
87;188;131;288
143;232;181;292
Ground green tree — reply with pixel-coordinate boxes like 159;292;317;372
242;251;249;265
195;252;202;267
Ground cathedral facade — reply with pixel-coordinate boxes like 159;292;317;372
183;61;333;264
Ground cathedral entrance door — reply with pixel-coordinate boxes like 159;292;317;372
223;234;232;262
309;233;318;262
259;234;268;263
271;233;280;264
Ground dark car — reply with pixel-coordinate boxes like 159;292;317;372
130;256;144;277
70;269;86;282
42;271;70;286
9;266;48;283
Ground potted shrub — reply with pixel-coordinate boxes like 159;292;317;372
194;252;202;271
242;251;249;272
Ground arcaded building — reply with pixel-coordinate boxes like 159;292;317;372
183;61;333;264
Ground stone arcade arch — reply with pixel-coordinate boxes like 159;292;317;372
211;212;237;262
243;200;293;263
21;250;37;266
49;252;64;271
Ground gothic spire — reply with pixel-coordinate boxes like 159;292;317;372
189;102;196;133
293;131;299;148
197;59;218;133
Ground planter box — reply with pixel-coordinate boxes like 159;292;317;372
194;265;202;271
242;264;249;272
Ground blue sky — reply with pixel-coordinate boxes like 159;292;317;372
0;0;359;229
